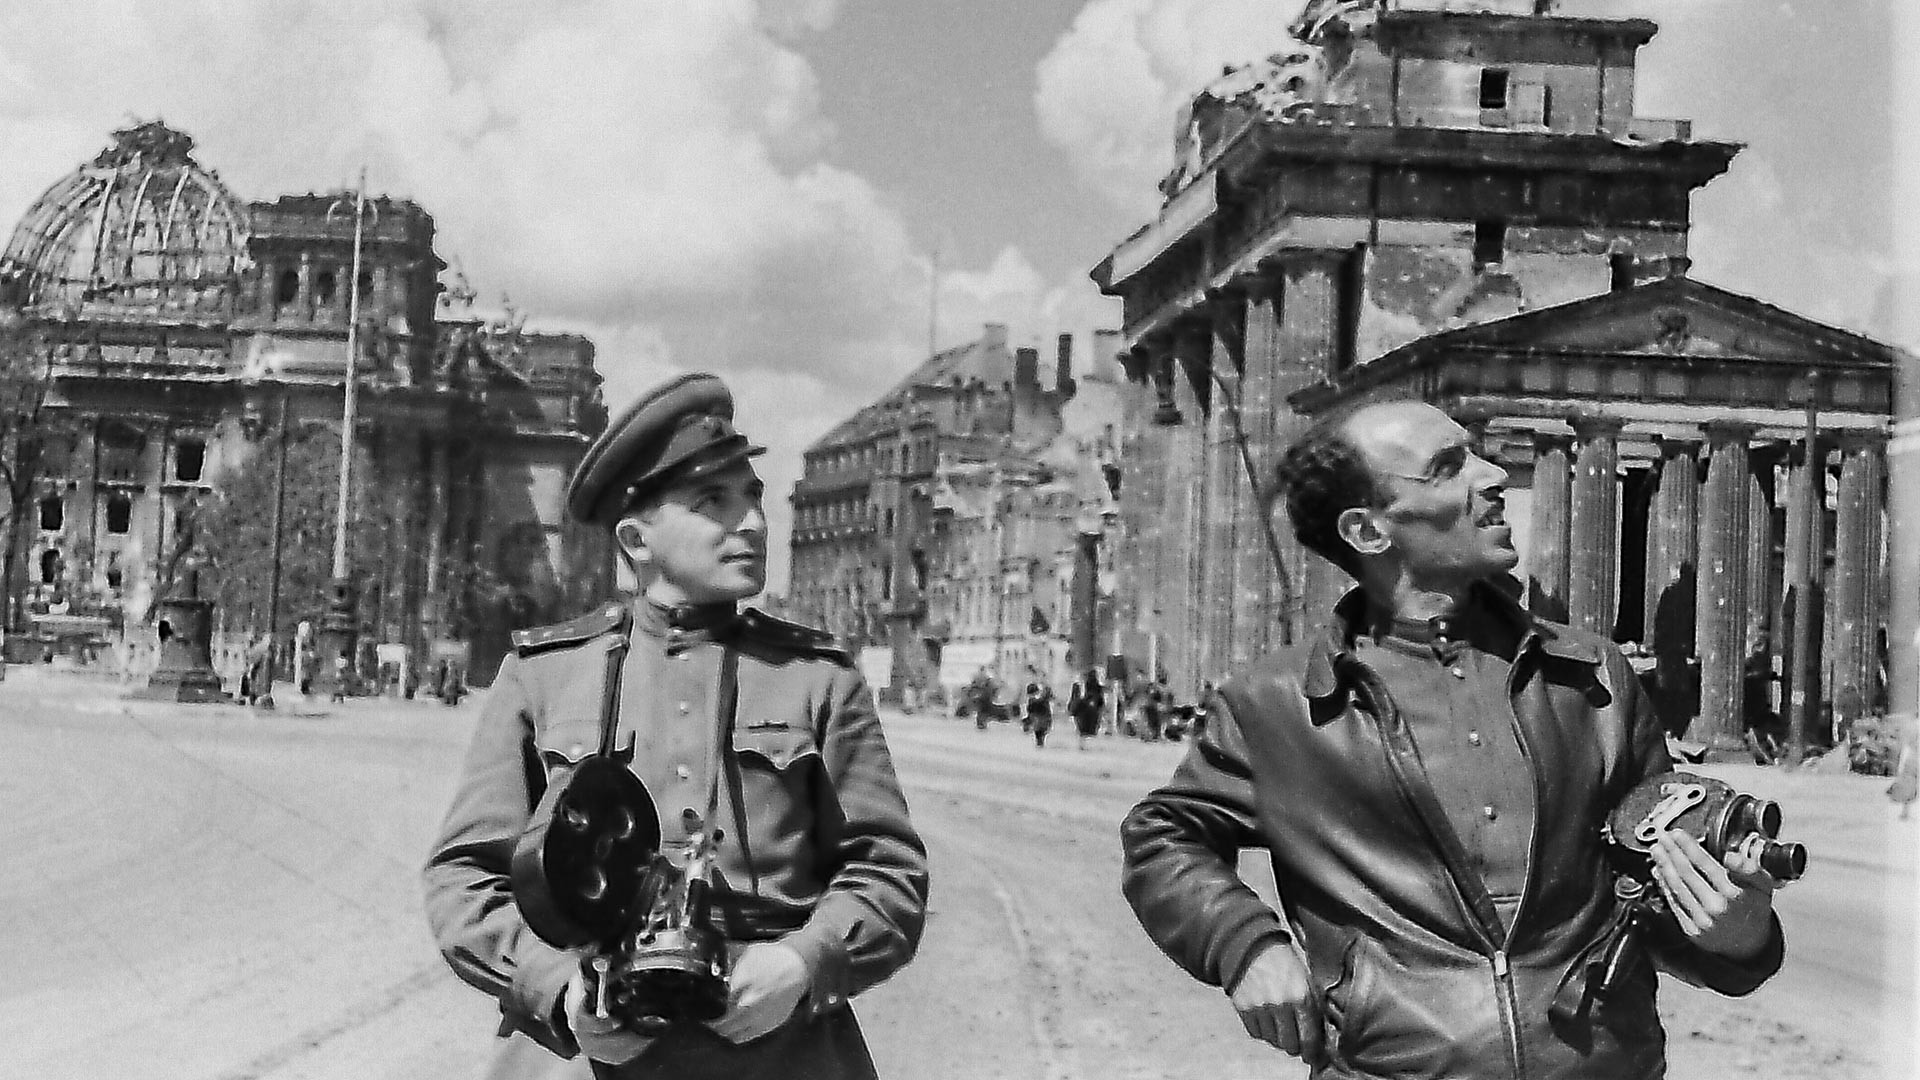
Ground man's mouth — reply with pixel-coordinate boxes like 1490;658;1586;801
722;551;764;564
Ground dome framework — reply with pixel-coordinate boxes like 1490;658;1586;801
1;121;247;321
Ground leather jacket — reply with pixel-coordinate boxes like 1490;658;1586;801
1120;588;1783;1080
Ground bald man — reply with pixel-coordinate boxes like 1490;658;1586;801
1120;401;1784;1079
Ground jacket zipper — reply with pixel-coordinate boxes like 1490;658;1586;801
1493;949;1525;1079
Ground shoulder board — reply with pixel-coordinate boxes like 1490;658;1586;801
736;608;852;664
511;601;628;658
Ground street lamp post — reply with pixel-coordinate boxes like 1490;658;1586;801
314;172;373;699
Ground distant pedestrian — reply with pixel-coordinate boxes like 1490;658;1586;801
1142;679;1168;741
1069;669;1104;750
1025;682;1055;748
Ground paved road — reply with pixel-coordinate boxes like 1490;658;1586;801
0;669;1913;1079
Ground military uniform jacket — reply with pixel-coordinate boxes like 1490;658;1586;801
423;600;929;1077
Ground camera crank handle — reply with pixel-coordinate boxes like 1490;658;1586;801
592;955;612;1019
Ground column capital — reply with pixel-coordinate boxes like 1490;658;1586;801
1532;430;1573;454
1569;414;1627;438
1653;434;1701;459
1702;419;1759;444
1833;429;1889;454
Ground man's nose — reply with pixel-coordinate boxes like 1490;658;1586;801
1472;451;1508;489
737;502;768;536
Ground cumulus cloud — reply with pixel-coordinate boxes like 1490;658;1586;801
0;0;1109;591
936;247;1118;376
1035;0;1305;214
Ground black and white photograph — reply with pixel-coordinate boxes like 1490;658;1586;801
0;1;1915;1078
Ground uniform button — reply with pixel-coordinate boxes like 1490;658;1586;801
1483;805;1498;821
1450;667;1466;679
1467;731;1483;747
678;701;691;714
676;764;692;780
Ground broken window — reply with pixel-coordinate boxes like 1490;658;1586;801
174;438;205;483
315;268;337;308
1474;220;1506;267
105;554;124;590
39;549;59;584
39;495;62;531
1480;69;1510;111
106;493;132;534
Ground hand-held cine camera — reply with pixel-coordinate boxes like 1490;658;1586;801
1564;771;1808;1014
510;753;732;1034
1603;771;1808;885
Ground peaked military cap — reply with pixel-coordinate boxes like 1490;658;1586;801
567;372;765;525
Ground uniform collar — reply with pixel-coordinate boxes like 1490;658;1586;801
1302;579;1598;703
632;595;740;642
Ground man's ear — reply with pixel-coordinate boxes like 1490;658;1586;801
1336;505;1390;560
614;516;649;565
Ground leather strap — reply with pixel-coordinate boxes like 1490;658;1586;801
597;630;632;760
714;645;759;896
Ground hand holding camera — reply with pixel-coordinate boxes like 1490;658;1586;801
1647;828;1778;960
708;941;812;1044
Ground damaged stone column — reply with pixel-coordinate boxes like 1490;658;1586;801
1695;421;1755;749
1643;437;1699;648
1826;434;1886;730
1527;433;1572;622
1567;417;1623;637
1779;437;1827;744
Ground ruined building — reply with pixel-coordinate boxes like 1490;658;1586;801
787;325;1124;701
0;122;610;681
1093;0;1893;748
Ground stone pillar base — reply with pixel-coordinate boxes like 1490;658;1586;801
136;670;228;703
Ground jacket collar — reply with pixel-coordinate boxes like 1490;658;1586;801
1301;579;1600;704
632;595;740;643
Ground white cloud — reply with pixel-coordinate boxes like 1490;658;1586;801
0;0;1122;593
1034;0;1304;214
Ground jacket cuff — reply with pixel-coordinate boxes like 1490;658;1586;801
504;939;581;1058
1670;912;1785;996
1218;919;1292;993
782;916;853;1021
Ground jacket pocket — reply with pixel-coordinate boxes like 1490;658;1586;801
733;722;822;772
1321;935;1373;1063
534;716;601;777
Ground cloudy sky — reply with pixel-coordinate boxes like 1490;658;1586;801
0;0;1899;592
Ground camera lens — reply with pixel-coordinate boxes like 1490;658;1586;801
1760;840;1807;882
1756;800;1783;839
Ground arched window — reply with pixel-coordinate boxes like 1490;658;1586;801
276;267;299;306
314;267;338;308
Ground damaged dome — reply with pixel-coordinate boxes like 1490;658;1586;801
1;121;248;321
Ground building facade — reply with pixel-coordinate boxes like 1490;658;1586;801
0;122;610;682
1095;0;1893;748
787;324;1124;703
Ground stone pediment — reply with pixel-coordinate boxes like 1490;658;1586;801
1415;276;1895;371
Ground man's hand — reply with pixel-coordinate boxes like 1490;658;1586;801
707;941;811;1044
563;967;652;1065
1650;829;1778;959
1228;939;1323;1063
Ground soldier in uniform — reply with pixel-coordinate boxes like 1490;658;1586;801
423;373;931;1079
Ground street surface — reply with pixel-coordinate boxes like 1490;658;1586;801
1;666;1915;1080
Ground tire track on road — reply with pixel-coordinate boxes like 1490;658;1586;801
935;812;1077;1080
209;964;450;1080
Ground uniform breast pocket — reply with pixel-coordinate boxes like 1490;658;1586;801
733;721;822;774
535;717;603;780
